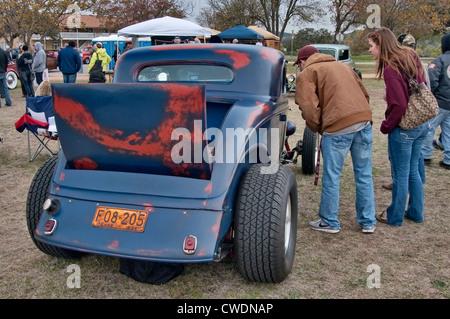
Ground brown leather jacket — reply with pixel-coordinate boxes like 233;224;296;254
295;53;372;134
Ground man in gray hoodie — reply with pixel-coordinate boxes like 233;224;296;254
32;42;46;85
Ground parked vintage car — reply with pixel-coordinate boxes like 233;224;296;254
6;62;19;90
5;48;58;90
26;43;316;283
311;44;356;69
45;49;58;70
81;45;92;64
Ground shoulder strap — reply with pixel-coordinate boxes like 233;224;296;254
96;52;103;61
399;66;419;89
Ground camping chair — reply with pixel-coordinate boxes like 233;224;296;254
15;95;59;162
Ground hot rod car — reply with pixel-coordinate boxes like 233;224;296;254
26;43;316;283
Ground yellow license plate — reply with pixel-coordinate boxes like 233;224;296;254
92;206;148;232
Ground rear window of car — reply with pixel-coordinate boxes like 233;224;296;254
137;64;234;83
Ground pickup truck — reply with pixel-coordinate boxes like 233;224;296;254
26;43;315;283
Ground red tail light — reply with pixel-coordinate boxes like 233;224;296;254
44;219;57;235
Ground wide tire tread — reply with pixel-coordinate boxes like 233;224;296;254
26;156;83;258
235;164;297;283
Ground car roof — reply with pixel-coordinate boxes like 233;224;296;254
114;44;286;98
310;44;351;50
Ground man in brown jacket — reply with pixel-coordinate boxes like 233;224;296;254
295;45;376;234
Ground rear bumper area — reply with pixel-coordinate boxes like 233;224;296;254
35;197;224;263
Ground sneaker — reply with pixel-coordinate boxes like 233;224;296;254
439;161;450;170
309;219;340;233
433;139;444;151
362;225;376;233
424;158;432;166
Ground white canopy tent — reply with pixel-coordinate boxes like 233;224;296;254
92;34;152;45
118;16;212;38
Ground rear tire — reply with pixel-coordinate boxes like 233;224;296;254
234;164;298;283
26;156;84;258
301;126;319;175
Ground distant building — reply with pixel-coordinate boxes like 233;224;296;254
31;14;116;50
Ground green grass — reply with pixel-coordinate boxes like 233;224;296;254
352;55;375;62
356;63;376;75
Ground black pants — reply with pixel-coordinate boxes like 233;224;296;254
35;72;43;85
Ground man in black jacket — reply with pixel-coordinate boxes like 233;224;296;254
0;48;12;107
422;33;450;169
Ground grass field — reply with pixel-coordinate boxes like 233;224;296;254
0;76;448;301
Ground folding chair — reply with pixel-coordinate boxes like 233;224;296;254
15;95;59;162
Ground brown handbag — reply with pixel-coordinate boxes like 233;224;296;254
399;69;439;130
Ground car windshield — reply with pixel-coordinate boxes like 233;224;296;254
318;48;336;58
137;64;234;83
318;48;350;61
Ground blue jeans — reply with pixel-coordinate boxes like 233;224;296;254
319;124;376;229
0;73;12;106
387;124;428;226
63;73;77;83
19;71;35;97
422;108;450;165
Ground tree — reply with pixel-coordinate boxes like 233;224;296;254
293;27;333;48
327;0;450;55
0;0;96;47
93;0;192;31
350;0;450;37
329;0;362;43
197;0;259;32
197;0;321;42
251;0;320;42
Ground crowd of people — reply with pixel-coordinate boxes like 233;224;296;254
1;34;267;98
295;28;449;233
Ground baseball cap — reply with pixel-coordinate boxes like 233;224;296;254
398;33;416;48
295;45;319;65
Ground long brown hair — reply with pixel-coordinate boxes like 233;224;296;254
368;27;425;80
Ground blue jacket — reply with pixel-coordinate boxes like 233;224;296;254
57;45;82;74
428;33;450;111
0;48;8;74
